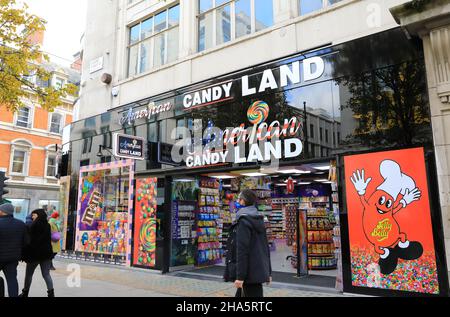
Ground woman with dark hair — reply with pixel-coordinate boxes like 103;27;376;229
20;209;55;297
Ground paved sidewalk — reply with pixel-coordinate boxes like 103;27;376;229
4;259;349;297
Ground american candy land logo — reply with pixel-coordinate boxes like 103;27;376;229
172;101;304;169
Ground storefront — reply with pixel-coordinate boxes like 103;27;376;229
65;28;449;296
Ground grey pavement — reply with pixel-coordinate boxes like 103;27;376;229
2;259;350;297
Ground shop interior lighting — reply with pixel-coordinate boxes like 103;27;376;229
275;183;287;186
297;182;312;185
313;165;331;171
174;178;196;182
210;175;237;179
316;179;331;182
278;169;309;174
241;172;268;177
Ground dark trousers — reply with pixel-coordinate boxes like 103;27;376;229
24;260;54;291
235;283;264;298
0;261;19;297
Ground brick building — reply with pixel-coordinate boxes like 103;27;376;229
0;32;80;221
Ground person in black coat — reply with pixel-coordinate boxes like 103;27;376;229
0;203;27;297
20;209;55;297
224;190;272;297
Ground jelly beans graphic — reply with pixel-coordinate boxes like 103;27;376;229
135;178;158;267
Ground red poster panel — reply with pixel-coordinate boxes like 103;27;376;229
133;178;157;268
344;148;439;294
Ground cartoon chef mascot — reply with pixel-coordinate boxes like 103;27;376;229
351;160;423;275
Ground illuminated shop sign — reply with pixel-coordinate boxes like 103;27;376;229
184;101;303;168
182;56;325;110
113;133;145;160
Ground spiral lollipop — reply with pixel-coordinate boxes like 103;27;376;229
247;101;269;125
140;218;156;253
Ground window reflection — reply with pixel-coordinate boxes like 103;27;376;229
255;0;274;32
235;0;251;39
300;0;323;15
216;5;231;45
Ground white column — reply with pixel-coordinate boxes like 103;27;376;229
179;0;198;58
422;26;450;282
273;0;295;24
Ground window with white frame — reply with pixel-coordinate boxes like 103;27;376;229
128;4;180;77
198;0;274;52
15;107;32;128
11;150;26;174
46;154;57;178
54;77;65;90
49;113;63;134
299;0;344;16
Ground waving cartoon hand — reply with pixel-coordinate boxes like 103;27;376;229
350;170;372;196
400;188;421;207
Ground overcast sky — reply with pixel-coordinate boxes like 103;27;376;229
23;0;87;67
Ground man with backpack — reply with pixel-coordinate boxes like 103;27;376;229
224;189;272;297
0;203;27;297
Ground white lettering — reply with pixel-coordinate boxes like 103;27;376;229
242;75;257;96
304;57;325;82
284;138;303;158
183;95;192;108
280;61;301;87
222;82;233;97
259;69;278;93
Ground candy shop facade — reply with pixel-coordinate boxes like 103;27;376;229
65;27;450;297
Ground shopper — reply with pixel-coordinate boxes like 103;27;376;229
48;212;62;271
0;203;27;297
224;189;272;297
20;209;55;297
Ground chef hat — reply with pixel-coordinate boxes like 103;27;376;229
376;160;416;201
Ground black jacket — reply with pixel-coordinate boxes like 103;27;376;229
0;215;27;263
224;207;272;284
23;220;53;263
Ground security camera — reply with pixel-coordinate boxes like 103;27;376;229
112;86;119;97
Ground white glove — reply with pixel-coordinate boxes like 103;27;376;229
350;169;372;196
400;188;421;207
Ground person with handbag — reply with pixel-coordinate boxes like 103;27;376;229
20;209;55;297
48;212;62;271
223;190;272;297
0;203;27;297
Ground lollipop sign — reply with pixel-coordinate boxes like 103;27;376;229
184;101;304;168
247;101;270;125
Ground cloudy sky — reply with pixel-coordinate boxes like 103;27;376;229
23;0;87;66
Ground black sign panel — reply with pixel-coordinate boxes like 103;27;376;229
113;133;145;160
158;142;181;166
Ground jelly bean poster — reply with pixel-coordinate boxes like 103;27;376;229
133;178;158;268
344;147;440;294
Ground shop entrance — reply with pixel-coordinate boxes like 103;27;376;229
170;160;342;289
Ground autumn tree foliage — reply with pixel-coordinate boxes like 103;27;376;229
0;0;76;113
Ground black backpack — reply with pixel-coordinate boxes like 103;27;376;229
223;222;238;282
0;276;4;297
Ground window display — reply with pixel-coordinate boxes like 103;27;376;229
196;177;223;266
75;160;134;264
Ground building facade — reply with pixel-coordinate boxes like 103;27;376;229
69;0;450;296
0;33;80;220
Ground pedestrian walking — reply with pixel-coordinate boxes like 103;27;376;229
0;203;27;297
224;189;272;298
20;209;55;297
48;211;62;271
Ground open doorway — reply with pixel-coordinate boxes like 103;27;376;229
170;160;342;287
